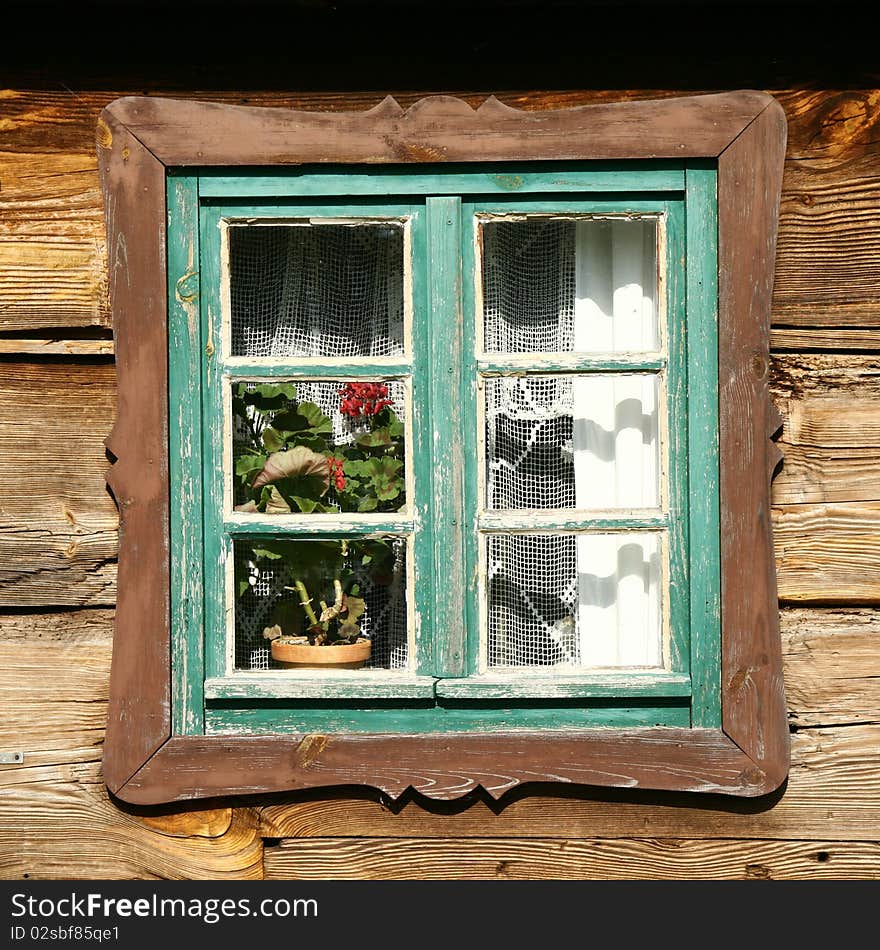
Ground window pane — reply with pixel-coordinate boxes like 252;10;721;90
233;538;409;671
486;532;663;669
482;217;658;354
484;374;661;510
228;222;406;358
232;379;407;515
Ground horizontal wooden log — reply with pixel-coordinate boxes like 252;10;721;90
771;354;880;504
773;502;880;603
258;723;880;842
771;327;880;351
783;608;880;728
263;836;880;879
0;775;263;879
0;607;114;642
0;362;117;606
1;89;880;331
0;339;114;356
773;163;880;326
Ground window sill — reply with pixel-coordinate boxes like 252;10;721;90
204;672;437;700
434;671;692;699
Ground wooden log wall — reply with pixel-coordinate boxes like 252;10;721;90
2;59;879;878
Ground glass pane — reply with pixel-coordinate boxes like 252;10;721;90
484;374;661;510
232;379;406;515
486;532;663;669
482;217;658;354
234;537;408;671
228;222;406;358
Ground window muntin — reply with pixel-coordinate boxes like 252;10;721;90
176;171;715;729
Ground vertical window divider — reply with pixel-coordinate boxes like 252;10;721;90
685;162;721;727
426;196;467;678
168;173;205;735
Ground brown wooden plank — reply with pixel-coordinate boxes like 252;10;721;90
0;151;108;331
771;354;880;505
263;836;880;880
106;91;771;165
0;607;114;642
119;729;766;805
97;113;170;793
0;362;118;606
4;89;880;334
717;98;789;779
772;161;880;326
0;775;263;879
783;608;880;728
774;502;880;603
257;725;880;843
771;328;880;350
0;339;114;356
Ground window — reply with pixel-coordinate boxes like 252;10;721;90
100;92;788;804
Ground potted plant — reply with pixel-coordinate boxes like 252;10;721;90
232;380;405;669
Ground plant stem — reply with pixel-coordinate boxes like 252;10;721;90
294;579;319;628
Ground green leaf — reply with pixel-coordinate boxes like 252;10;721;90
261;427;286;453
357;495;379;512
387;408;404;439
296;402;333;434
242;383;296;411
355;427;393;448
238;579;251;598
235;453;267;478
362;457;404;501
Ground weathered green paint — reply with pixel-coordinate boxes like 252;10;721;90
168;173;205;735
427;196;466;678
168;167;722;733
223;360;412;379
478;513;669;532
205;699;691;734
224;516;414;538
664;198;691;685
204;674;437;700
198;163;685;199
478;355;666;374
435;672;692;699
408;202;435;679
685;163;722;728
198;204;229;682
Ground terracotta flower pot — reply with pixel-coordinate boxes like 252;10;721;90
271;636;371;670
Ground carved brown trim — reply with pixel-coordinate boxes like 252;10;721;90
98;92;788;805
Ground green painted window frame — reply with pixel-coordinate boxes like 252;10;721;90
99;92;788;804
168;164;720;736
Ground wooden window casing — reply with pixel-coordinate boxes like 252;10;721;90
99;92;788;804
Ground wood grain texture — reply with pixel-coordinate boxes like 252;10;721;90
774;502;880;603
0;150;109;331
105;91;771;165
263;836;880;880
782;608;880;728
0;775;262;880
257;725;880;844
771;328;880;351
0;339;114;356
717;98;789;782
4;88;880;334
771;354;880;504
0;362;117;606
97;112;171;793
118;729;767;805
